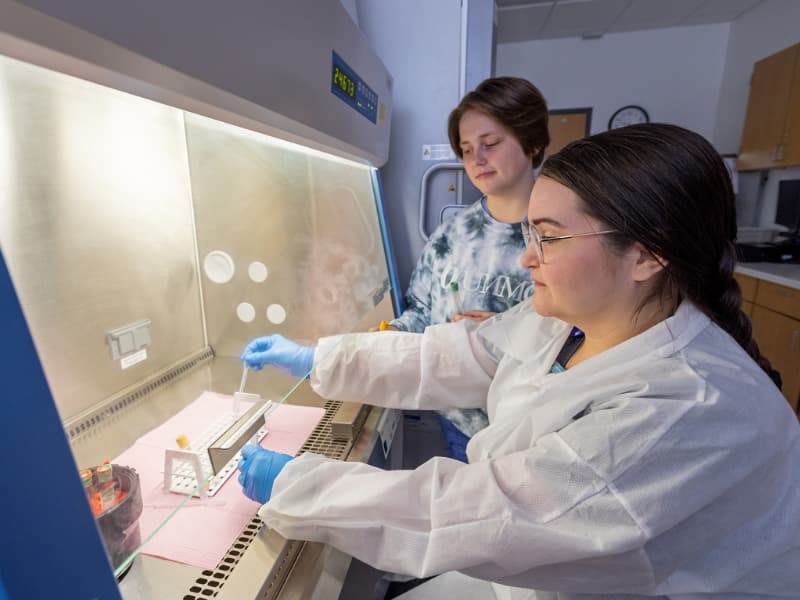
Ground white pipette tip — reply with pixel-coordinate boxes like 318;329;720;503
235;364;249;414
238;364;249;394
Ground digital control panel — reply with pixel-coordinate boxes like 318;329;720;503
331;51;378;124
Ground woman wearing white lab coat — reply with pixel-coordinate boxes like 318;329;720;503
240;123;800;599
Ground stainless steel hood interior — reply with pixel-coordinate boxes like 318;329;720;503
0;1;396;597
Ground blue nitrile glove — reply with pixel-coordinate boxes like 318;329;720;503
237;444;294;504
240;334;315;378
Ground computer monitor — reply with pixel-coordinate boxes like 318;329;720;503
775;179;800;242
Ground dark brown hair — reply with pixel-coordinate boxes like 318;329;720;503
447;77;549;168
541;123;776;383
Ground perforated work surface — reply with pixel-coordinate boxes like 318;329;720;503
181;399;349;599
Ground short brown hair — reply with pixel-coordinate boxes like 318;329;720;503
447;77;549;168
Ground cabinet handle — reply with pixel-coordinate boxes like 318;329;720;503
774;143;784;161
792;329;799;353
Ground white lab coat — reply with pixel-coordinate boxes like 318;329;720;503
260;301;800;599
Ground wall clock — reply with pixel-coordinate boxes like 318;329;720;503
608;105;649;130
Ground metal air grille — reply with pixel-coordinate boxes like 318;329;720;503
299;399;353;459
64;347;214;441
183;519;263;599
182;399;350;599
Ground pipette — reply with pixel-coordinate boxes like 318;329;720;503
234;364;248;415
238;364;249;393
450;281;463;315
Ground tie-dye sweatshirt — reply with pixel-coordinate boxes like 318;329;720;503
389;198;533;437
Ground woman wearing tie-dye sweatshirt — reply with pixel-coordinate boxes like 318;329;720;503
385;77;550;461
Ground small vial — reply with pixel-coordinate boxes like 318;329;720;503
95;462;116;513
450;281;463;315
79;468;95;508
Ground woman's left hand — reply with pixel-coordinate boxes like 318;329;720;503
452;310;496;323
238;444;294;504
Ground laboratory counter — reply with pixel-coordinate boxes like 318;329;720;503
69;355;396;600
735;262;800;290
734;262;800;414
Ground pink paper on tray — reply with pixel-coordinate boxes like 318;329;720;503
113;391;325;570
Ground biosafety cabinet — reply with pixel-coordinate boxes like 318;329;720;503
0;1;402;598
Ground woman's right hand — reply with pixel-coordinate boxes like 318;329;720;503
241;334;315;377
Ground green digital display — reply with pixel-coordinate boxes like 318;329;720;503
331;51;378;124
333;66;355;98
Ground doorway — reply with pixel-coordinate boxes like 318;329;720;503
546;108;593;158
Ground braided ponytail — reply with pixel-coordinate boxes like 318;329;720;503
698;241;779;387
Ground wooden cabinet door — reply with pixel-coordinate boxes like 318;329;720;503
756;280;800;321
546;109;591;158
735;273;758;303
751;305;800;412
738;44;799;171
781;45;800;167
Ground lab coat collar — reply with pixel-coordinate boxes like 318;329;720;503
478;301;572;370
557;300;710;380
479;300;710;378
470;301;712;460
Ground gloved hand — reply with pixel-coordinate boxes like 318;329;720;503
240;334;315;378
237;444;293;504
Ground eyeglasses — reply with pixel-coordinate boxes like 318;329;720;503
522;221;617;263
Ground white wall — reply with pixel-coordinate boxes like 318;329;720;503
496;23;730;143
355;0;464;286
339;0;359;27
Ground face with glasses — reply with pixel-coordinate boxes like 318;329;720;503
521;221;616;264
521;177;655;327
